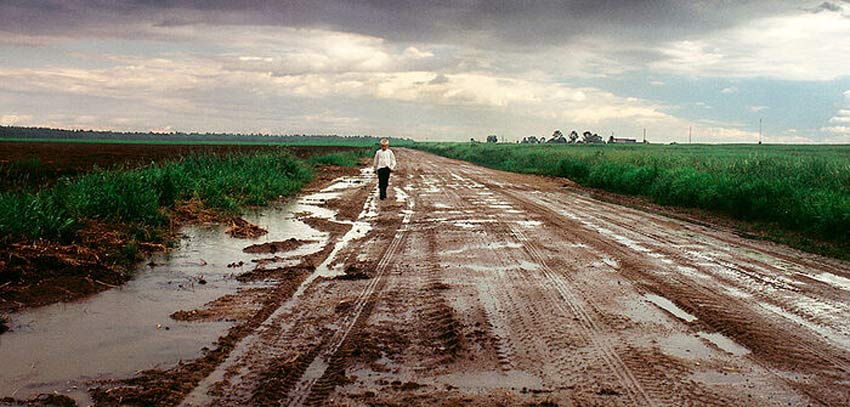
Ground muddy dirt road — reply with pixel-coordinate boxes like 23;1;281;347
13;148;849;406
166;148;850;406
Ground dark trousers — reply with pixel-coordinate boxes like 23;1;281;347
377;167;391;199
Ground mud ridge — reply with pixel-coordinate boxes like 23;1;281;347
242;238;313;254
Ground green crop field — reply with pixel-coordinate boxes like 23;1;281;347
0;149;366;243
415;142;850;257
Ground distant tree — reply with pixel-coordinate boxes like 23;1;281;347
486;135;498;143
548;130;566;143
580;131;603;144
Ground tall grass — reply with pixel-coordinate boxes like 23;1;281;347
0;151;312;242
416;143;850;246
307;149;369;167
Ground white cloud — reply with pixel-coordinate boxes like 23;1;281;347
651;12;850;81
0;22;807;143
403;47;434;59
721;87;739;94
828;112;850;123
0;114;33;125
825;90;850;129
748;105;769;112
822;125;850;133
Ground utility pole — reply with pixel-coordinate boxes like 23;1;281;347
758;118;762;144
689;126;692;144
643;128;646;143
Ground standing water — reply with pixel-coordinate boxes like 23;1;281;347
0;169;372;404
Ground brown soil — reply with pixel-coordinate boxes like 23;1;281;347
1;223;140;313
225;218;268;239
10;148;850;406
299;217;352;236
235;264;316;283
169;149;849;406
170;287;274;322
242;238;312;254
1;394;77;407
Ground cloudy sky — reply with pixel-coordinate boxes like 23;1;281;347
1;0;849;143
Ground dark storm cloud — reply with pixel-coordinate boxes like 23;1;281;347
0;0;810;48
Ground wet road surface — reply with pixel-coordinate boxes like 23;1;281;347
177;149;850;406
6;148;849;406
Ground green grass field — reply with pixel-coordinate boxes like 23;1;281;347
415;142;850;256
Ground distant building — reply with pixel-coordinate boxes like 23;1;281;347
608;137;637;144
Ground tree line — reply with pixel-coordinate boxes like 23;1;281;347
0;126;412;144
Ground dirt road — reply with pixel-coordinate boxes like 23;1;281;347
103;148;850;406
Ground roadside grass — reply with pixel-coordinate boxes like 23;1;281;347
0;151;314;242
415;142;850;257
0;147;372;312
307;149;371;167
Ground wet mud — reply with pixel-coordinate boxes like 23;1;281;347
3;149;850;406
226;218;268;239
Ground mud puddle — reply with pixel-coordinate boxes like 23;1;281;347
811;272;850;291
0;224;245;404
644;293;698;323
0;171;369;404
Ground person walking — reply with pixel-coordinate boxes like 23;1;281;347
373;138;397;200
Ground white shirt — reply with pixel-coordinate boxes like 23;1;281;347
373;148;397;171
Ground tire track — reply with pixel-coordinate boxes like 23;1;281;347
444;169;654;405
500;185;845;406
282;194;416;407
420;166;519;373
536;191;850;366
505;221;654;406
